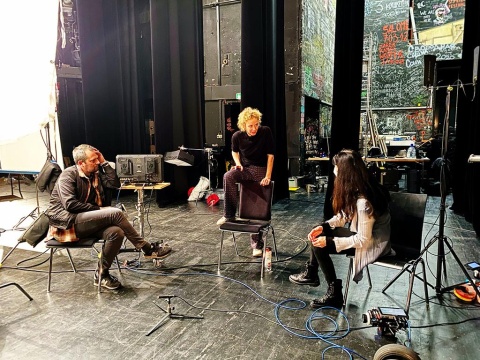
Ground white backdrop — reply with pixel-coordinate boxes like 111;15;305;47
0;0;64;171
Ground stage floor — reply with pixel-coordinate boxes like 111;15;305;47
1;178;479;360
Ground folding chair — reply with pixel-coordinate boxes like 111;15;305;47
343;192;429;314
46;238;121;293
218;181;277;278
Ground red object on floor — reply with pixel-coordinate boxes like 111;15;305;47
453;282;480;303
206;193;219;206
187;187;195;197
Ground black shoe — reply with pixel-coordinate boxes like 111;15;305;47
289;263;320;287
310;279;343;309
94;270;121;290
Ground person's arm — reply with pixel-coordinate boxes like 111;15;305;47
333;200;375;251
99;162;121;189
260;154;274;186
231;151;243;170
94;148;121;189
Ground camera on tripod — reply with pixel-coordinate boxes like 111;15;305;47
362;307;409;337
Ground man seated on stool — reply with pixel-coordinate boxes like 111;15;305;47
216;107;275;257
45;144;171;290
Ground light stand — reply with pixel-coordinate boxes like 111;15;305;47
12;123;53;230
145;295;203;336
179;146;216;194
416;85;480;299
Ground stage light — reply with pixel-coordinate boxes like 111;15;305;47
164;149;194;167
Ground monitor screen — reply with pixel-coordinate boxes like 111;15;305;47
378;307;407;317
115;154;163;183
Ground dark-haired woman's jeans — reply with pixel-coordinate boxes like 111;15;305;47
308;227;355;283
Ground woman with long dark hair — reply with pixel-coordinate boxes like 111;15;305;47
289;149;391;308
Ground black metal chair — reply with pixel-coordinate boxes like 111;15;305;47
46;238;121;293
343;192;429;314
218;181;277;278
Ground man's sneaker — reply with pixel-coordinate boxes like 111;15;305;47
252;248;263;257
216;216;234;225
144;242;172;259
94;271;121;290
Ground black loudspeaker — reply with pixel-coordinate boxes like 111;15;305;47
423;55;436;87
406;169;420;194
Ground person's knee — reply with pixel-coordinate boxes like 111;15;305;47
225;169;243;183
109;207;127;222
105;226;125;241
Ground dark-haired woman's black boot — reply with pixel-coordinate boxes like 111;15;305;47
288;262;320;287
310;279;343;308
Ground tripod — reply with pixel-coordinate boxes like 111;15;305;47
180;146;216;192
145;295;203;336
12;180;41;230
418;86;480;299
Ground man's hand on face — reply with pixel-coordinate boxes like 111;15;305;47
92;148;106;163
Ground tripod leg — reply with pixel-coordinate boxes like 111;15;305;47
12;207;39;230
145;313;170;336
441;240;480;299
1;241;21;265
169;313;204;320
0;282;33;301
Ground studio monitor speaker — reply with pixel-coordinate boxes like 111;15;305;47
424;55;436;87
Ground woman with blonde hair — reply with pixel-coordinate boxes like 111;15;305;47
216;107;275;257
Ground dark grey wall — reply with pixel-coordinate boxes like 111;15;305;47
203;0;241;147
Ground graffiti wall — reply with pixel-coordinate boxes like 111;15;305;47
301;0;336;103
363;0;465;140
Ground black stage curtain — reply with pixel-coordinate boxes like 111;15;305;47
150;0;205;202
452;0;480;236
76;0;145;161
323;0;365;219
241;0;289;201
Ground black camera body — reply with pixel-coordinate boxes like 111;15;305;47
362;307;409;337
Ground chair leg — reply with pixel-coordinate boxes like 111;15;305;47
405;262;417;314
270;227;278;260
382;263;411;293
405;258;429;314
47;248;54;292
343;258;354;307
65;249;77;272
232;233;239;256
366;265;372;288
419;258;429;307
218;232;225;272
97;243;105;293
114;256;121;272
261;237;266;278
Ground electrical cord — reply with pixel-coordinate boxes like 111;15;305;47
275;300;367;359
123;265;368;359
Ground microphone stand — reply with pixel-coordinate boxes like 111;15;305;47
145;295;203;336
